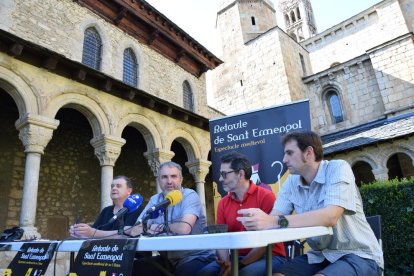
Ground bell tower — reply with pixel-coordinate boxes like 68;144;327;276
275;0;317;41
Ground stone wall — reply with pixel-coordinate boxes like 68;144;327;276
400;0;414;33
305;57;385;135
304;0;409;73
238;0;276;43
213;26;310;114
368;34;414;115
0;0;211;118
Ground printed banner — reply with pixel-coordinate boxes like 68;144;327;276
69;239;137;276
2;242;57;276
209;100;311;197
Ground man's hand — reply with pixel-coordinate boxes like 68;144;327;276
217;259;231;276
69;223;95;238
237;208;278;230
126;224;143;237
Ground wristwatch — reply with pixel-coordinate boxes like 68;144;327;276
278;215;289;228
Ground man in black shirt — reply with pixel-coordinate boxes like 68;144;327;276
70;175;144;238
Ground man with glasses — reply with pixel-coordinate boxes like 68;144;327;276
198;152;286;276
237;131;383;276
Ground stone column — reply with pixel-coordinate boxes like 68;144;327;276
90;135;125;210
372;167;389;181
186;159;212;217
16;114;59;238
144;149;175;193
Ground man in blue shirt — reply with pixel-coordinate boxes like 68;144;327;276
130;161;215;276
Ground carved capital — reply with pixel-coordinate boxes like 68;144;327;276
90;135;126;166
144;149;175;176
186;159;212;183
15;114;60;154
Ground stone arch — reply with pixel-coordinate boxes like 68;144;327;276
77;20;111;73
349;155;378;170
380;144;414;179
379;145;414;170
43;93;110;137
350;155;377;185
0;67;40;117
115;113;161;151
165;128;200;162
114;39;143;88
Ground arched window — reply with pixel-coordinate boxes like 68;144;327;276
284;14;290;26
82;27;102;70
326;90;344;123
290;11;296;23
123;48;138;87
183;81;194;111
296;7;301;20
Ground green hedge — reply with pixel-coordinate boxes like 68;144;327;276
360;177;414;275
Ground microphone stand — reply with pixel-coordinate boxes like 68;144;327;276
142;218;149;235
163;208;170;235
117;214;125;235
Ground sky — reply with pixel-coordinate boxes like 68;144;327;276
145;0;383;56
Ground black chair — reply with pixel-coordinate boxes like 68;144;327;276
366;215;384;276
366;215;382;248
284;239;306;260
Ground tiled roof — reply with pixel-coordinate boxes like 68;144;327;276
322;113;414;155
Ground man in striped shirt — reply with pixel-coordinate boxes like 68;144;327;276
237;130;383;276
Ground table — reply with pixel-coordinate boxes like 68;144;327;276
1;226;332;276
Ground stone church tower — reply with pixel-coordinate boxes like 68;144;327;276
213;0;310;114
217;0;277;51
275;0;317;41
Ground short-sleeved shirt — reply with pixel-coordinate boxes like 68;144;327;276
137;188;214;265
218;181;286;257
93;204;144;231
273;160;384;269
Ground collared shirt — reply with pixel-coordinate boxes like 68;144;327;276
274;160;383;268
137;188;213;265
218;181;286;257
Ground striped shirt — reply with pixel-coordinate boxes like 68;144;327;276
274;160;384;269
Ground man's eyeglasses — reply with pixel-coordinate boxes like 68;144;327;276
220;170;237;179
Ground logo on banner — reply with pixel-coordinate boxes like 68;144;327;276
2;242;57;276
69;239;137;276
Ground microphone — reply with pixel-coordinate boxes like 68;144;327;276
138;190;182;223
108;194;143;223
149;207;165;219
